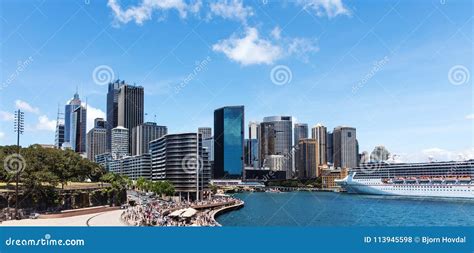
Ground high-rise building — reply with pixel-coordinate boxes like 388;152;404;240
248;121;260;139
111;126;129;159
121;154;152;180
260;116;292;178
213;106;244;179
295;139;319;179
118;84;144;153
294;123;308;144
327;131;334;164
311;124;327;165
87;118;107;161
149;133;210;201
95;153;112;171
71;104;87;153
202;136;214;178
64;91;86;153
333;126;357;168
64;91;81;144
131;122;167;155
106;80;125;151
198;127;212;139
248;121;260;168
55;122;65;149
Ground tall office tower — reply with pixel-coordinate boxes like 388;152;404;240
295;139;319;179
64;91;81;147
260;116;293;179
118;84;144;153
213;106;244;179
106;80;125;151
311;124;327;165
71;104;87;153
111;126;129;159
333;126;357;168
198;127;212;139
248;121;260;168
87;118;107;161
202;136;214;178
248;121;260;139
55;122;65;149
294;123;308;144
327;131;334;164
54;106;65;149
149;133;210;201
131;122;167;155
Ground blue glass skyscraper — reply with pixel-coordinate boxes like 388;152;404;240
213;106;244;179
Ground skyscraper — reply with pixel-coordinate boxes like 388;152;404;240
295;139;319;179
311;124;327;165
327;131;334;164
198;127;212;139
149;133;210;201
260;116;292;178
106;80;125;151
87;118;107;161
69;102;87;153
118;84;144;153
248;121;260;168
213;106;244;179
131;122;167;155
111;126;129;160
294;123;308;144
333;126;357;168
64;91;86;153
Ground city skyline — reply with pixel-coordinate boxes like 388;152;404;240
0;0;472;163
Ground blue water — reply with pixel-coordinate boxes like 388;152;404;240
217;192;474;226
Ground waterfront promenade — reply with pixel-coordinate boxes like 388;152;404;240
0;209;125;227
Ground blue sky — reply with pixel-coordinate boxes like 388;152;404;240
0;0;472;162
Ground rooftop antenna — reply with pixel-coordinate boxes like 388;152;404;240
154;114;157;123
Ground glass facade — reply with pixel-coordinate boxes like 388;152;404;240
214;106;244;178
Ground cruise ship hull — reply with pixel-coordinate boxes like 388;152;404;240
336;175;474;199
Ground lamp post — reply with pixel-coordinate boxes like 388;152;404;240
13;109;24;219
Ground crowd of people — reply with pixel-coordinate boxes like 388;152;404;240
121;195;243;227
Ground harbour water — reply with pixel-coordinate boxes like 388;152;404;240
217;192;474;226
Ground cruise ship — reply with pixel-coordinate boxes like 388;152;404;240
335;160;474;198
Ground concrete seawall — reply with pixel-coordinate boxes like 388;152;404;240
210;201;244;226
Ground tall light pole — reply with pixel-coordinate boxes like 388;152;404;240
13;109;24;219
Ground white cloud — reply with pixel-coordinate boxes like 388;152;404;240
0;111;14;121
287;37;319;61
212;27;283;65
15;100;40;114
107;0;199;25
209;0;253;23
83;103;106;132
35;115;56;132
465;113;474;120
396;148;474;163
0;132;4;139
297;0;351;18
271;26;282;40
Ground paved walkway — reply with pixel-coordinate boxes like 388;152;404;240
0;209;126;227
